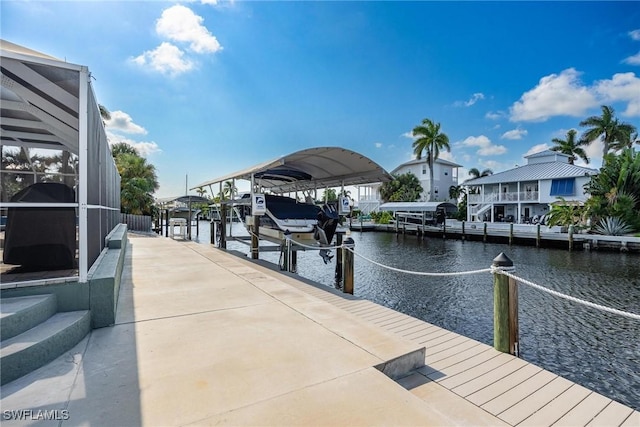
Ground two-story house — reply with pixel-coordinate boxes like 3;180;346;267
356;157;461;214
391;158;461;202
464;150;598;223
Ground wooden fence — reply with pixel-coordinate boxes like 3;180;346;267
121;213;152;232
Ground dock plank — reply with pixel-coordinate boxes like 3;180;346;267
552;392;612;426
438;352;514;390
518;383;592;427
481;370;557;415
587;401;635;427
451;357;530;398
467;363;543;407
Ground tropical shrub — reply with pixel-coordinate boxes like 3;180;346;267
371;211;393;224
379;172;423;202
593;217;633;236
584;148;640;231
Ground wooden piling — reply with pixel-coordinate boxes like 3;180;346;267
251;216;259;259
536;224;541;248
219;204;227;249
342;237;355;294
461;221;465;241
335;233;344;288
509;223;514;245
568;225;574;251
164;208;169;237
492;253;519;356
483;222;487;243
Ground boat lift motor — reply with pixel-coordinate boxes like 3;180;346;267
314;204;340;264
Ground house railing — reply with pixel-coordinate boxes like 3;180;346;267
469;192;539;204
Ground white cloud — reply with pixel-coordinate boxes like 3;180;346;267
107;132;161;157
105;111;147;135
623;51;640;66
132;42;194;76
438;151;455;161
524;143;550;157
375;142;382;148
455;93;485;107
479;159;511;172
156;5;222;54
593;72;640;116
401;131;416;140
461;135;507;156
201;0;218;4
501;128;528;140
629;29;640;41
485;111;505;120
510;68;597;122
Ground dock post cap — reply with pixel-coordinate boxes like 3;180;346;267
492;252;513;267
343;237;355;247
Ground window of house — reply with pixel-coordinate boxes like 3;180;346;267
444;171;448;176
422;165;427;175
550;178;575;196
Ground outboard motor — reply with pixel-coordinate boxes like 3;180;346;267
314;203;340;264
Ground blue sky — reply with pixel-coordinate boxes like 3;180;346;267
2;1;639;198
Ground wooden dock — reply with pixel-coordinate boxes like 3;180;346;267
268;267;640;426
365;221;640;252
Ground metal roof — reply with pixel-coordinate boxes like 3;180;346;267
464;161;598;186
524;149;570;159
390;157;462;174
156;195;210;206
1;39;84;155
191;147;392;193
379;201;457;212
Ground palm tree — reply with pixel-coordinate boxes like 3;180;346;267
412;118;450;201
196;187;208;198
448;185;465;201
222;180;237;200
579;105;637;159
550;129;589;165
610;131;639;152
468;168;493;179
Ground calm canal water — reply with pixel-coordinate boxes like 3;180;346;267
193;222;640;410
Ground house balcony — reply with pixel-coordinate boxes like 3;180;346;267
469;192;539;204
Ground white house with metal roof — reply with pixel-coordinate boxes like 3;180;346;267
356;157;461;214
464;150;598;223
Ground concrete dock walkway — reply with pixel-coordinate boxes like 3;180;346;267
1;234;638;426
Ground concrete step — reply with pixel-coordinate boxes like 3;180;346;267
0;310;91;385
0;294;57;341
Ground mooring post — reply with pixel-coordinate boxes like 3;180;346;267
196;213;200;237
461;221;465;241
492;253;519;356
219;204;227;249
342;237;355;294
509;223;514;245
210;220;215;245
568;224;574;251
251;216;259;259
282;232;291;271
483;222;488;243
335;233;344;288
164;208;169;237
442;216;446;239
536;224;541;248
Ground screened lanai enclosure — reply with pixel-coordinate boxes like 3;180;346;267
1;40;120;284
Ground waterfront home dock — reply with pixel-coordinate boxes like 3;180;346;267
1;234;638;426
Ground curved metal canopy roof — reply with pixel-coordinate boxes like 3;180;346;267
191;147;392;193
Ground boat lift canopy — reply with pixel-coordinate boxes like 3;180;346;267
379;201;457;213
191;147;392;193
